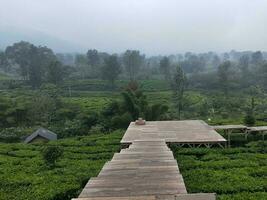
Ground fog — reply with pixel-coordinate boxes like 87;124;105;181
1;0;267;54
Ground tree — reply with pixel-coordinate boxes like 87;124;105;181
46;61;64;85
28;84;61;125
160;56;171;81
217;61;231;95
239;55;250;87
105;84;169;129
243;86;262;126
212;54;221;68
87;49;100;77
5;41;57;88
251;51;263;65
87;49;100;66
0;51;10;72
123;50;143;81
28;46;42;88
223;53;230;61
259;62;267;91
172;66;187;119
101;55;121;89
180;54;205;73
5;41;33;80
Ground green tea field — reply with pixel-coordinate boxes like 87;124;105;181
171;142;267;200
0;131;122;200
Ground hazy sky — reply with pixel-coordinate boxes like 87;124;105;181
1;0;267;54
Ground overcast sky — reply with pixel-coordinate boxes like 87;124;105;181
1;0;267;55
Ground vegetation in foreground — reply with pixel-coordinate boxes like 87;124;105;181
171;141;267;200
0;131;122;200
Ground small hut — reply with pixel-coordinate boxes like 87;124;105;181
24;128;57;144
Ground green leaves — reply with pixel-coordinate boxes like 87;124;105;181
171;142;267;199
42;145;63;167
0;131;121;200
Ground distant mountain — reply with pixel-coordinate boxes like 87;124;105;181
0;26;85;53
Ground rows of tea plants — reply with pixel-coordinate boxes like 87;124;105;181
171;142;267;200
0;131;122;200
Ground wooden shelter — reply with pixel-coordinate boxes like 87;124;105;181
24;128;57;144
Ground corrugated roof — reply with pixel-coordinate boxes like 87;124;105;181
24;128;57;143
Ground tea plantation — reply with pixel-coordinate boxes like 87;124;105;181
0;131;122;200
171;142;267;200
1;129;266;200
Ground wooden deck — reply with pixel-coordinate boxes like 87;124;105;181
77;140;188;198
73;120;218;200
121;120;226;146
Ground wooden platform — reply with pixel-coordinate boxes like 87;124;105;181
77;140;187;198
121;120;226;146
73;120;218;200
73;193;216;199
75;139;215;200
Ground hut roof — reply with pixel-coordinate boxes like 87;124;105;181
24;128;57;144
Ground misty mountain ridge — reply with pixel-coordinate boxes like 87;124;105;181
0;26;85;53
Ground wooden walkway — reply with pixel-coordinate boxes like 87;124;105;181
121;120;226;148
73;121;217;200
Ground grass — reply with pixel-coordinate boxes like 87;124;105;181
0;131;123;200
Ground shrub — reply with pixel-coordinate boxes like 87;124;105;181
111;112;132;129
243;114;255;126
42;145;63;167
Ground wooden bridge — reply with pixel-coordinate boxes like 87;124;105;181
73;120;221;200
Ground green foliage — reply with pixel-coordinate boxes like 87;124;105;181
46;61;64;85
217;61;232;95
160;56;171;81
172;65;187;119
243;114;256;126
111;112;133;129
102;84;169;129
101;54;121;88
0;131;122;200
171;142;267;200
123;50;143;81
42;145;63;167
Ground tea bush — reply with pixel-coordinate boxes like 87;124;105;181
171;141;267;200
0;130;122;200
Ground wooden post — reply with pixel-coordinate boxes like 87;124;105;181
227;130;230;148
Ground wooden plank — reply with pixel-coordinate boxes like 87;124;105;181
75;120;218;200
212;125;246;130
121;120;226;144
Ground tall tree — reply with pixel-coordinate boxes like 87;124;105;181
0;51;10;72
46;61;64;85
160;56;171;81
212;54;221;68
101;55;121;89
251;51;263;65
28;46;42;88
123;50;143;81
172;66;187;119
239;55;250;86
5;41;33;80
217;61;231;95
87;49;100;66
259;62;267;90
5;41;57;88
